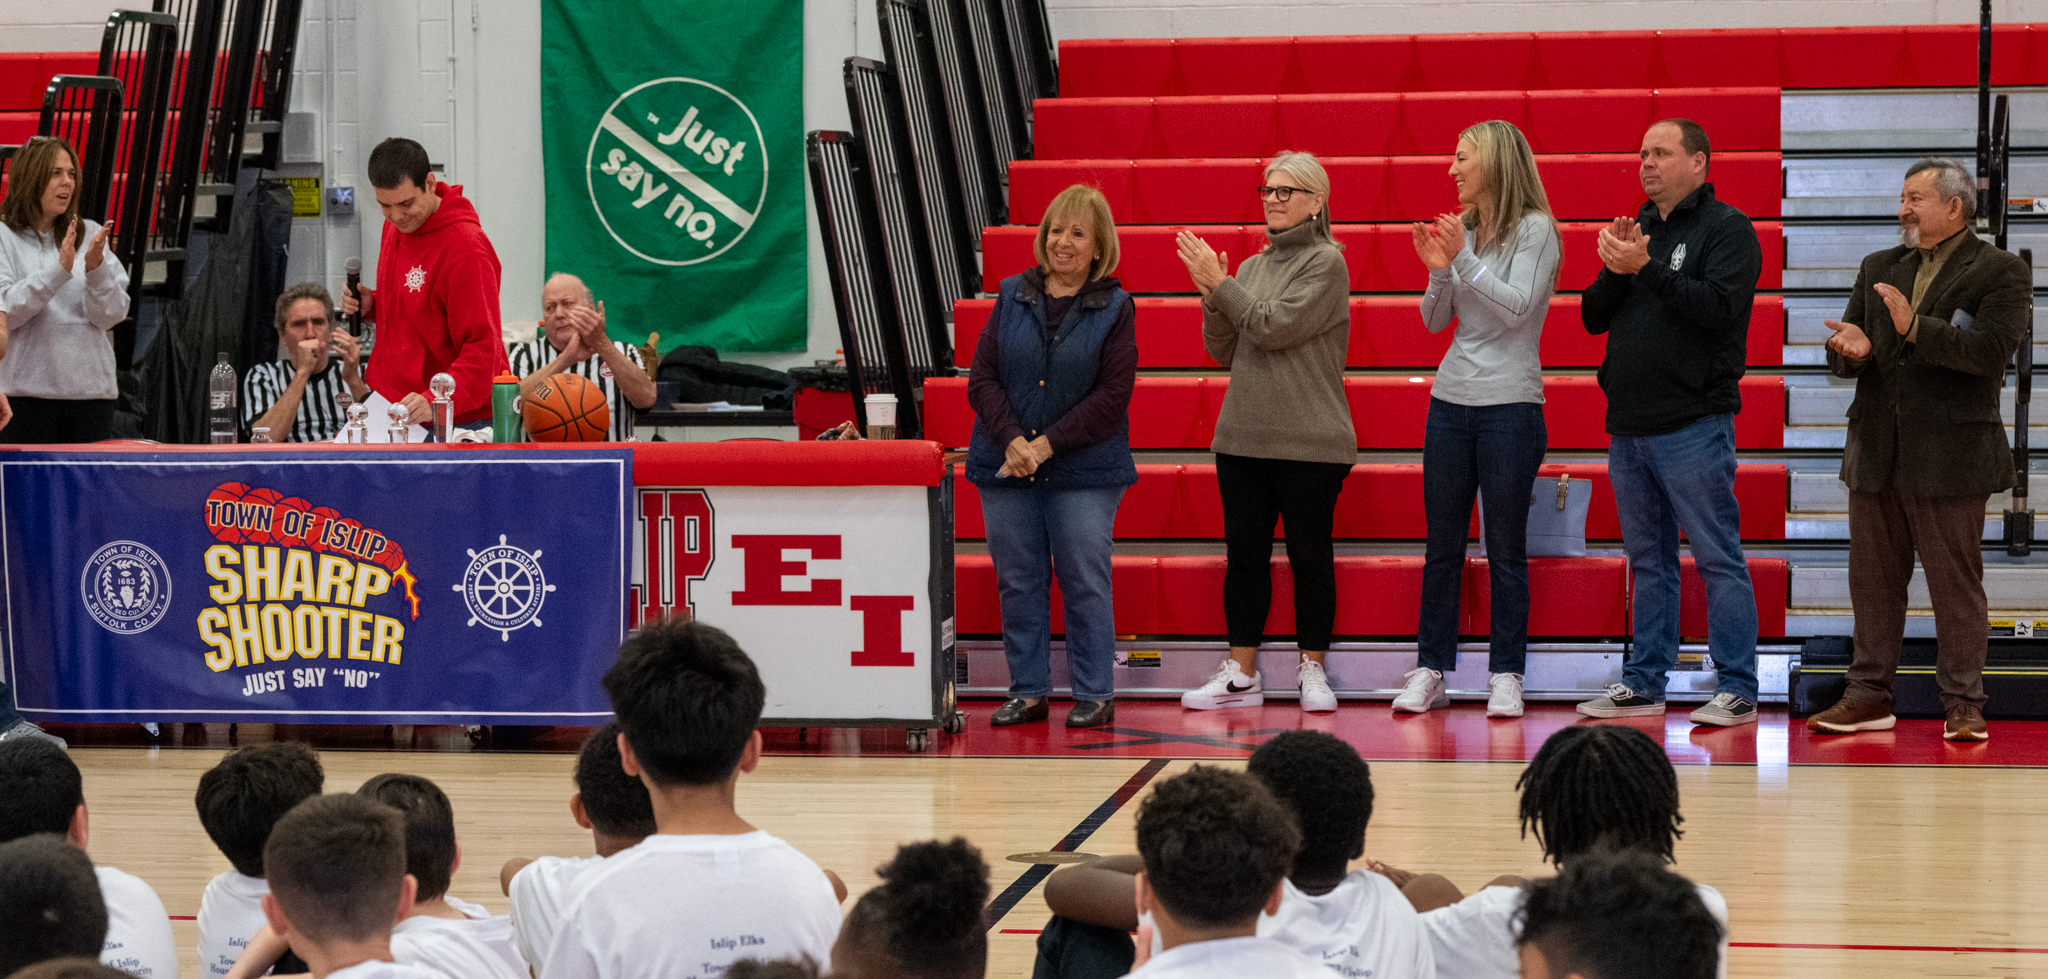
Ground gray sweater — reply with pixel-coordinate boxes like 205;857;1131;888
0;220;130;400
1419;211;1558;407
1203;221;1355;464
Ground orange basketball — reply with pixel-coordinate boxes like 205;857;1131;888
521;372;611;441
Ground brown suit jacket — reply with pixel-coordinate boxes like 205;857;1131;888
1827;232;2032;496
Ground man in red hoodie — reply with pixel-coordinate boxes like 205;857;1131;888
340;137;509;429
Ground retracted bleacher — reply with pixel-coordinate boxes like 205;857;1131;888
930;22;2048;706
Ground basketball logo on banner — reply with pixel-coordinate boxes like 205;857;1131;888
453;535;558;641
586;77;766;266
80;541;174;634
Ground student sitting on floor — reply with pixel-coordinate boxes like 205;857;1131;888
1516;850;1721;979
1122;766;1324;979
539;620;845;979
0;835;108;976
1037;731;1434;979
5;959;140;979
1373;725;1729;979
0;741;178;979
831;838;990;979
500;722;657;972
258;794;452;979
195;743;326;979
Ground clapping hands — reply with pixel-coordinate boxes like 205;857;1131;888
1176;230;1227;296
1596;217;1650;275
1410;213;1463;270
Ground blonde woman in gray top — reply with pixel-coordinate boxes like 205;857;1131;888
1393;120;1561;719
1175;151;1354;714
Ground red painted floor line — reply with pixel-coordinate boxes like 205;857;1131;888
1731;941;2048;954
171;915;196;921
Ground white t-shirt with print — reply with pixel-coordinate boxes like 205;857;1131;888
1261;870;1436;979
539;832;840;979
509;854;611;970
391;895;528;979
1420;882;1728;979
327;959;456;979
198;871;271;979
1128;935;1328;979
97;866;179;979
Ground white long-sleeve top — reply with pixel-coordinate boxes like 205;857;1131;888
0;219;130;399
1418;210;1558;407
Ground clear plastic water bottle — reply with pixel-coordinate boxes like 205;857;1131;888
209;352;237;444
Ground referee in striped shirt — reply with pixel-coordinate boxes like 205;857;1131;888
243;282;370;442
506;273;656;441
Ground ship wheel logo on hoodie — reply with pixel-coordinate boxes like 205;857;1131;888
405;265;426;292
585;77;766;267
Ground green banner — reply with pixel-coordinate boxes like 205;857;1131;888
541;0;806;353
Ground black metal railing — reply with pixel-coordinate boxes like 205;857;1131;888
846;57;961;382
806;130;925;439
878;0;982;299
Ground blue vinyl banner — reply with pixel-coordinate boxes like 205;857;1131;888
0;450;631;723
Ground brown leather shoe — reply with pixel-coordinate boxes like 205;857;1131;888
1806;697;1896;734
1943;704;1989;742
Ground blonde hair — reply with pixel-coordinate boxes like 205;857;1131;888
1033;185;1119;280
1456;120;1559;286
1262;151;1342;252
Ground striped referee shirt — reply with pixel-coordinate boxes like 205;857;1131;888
241;359;353;442
505;338;645;441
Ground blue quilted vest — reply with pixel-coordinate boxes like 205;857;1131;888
965;272;1137;490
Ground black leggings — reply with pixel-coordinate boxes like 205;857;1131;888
0;397;115;444
1216;452;1351;651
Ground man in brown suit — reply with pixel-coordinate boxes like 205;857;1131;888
1809;158;2032;742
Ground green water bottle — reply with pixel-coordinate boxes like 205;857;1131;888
491;372;522;442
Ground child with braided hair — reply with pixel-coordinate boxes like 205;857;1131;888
1372;725;1728;979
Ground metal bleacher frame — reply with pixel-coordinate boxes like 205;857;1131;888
996;0;1056;103
154;0;229;249
844;57;957;383
96;10;181;369
805;130;925;440
878;0;983;300
960;0;1031;165
38;76;126;226
915;0;1007;228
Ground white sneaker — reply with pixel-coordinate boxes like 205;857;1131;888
1182;659;1264;710
1391;667;1448;713
1297;657;1337;713
1486;673;1525;718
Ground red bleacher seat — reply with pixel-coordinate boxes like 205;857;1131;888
953;462;1788;542
954;295;1785;370
980;222;1787;293
0;111;38;145
1055;25;2046;97
1008;152;1782;225
0;53;99;111
954;553;1652;637
1033;88;1779;160
924;375;1786;451
1680;556;1789;637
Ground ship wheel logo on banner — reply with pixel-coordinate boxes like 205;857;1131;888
585;77;767;266
453;535;557;641
80;540;174;634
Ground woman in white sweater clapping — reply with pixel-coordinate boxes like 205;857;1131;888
0;136;130;443
1397;120;1561;720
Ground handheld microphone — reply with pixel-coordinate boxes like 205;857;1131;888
344;258;363;336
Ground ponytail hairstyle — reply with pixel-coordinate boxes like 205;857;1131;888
839;838;990;979
1457;120;1560;288
1262;151;1342;252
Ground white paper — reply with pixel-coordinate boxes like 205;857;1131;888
331;392;430;444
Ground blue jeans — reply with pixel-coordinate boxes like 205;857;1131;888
1418;399;1548;674
979;484;1126;702
1609;413;1758;702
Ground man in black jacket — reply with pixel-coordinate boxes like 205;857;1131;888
1807;159;2031;743
1577;119;1764;728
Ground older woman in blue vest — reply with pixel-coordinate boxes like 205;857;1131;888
967;184;1138;730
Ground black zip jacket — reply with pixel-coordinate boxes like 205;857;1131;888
1581;182;1763;436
